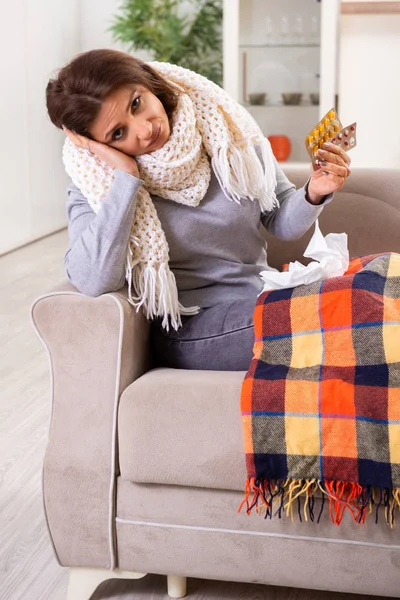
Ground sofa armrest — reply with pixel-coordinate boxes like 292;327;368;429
30;281;150;569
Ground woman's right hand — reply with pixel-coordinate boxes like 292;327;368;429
62;126;140;179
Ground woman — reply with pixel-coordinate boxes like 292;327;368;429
46;49;351;370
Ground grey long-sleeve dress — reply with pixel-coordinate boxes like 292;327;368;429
64;158;332;369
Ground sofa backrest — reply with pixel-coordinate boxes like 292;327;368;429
265;167;400;270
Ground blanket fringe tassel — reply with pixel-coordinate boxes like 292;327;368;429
238;478;400;528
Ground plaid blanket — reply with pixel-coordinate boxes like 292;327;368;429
239;253;400;528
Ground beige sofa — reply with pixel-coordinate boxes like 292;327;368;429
31;167;400;600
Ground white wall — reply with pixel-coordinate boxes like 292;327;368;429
80;0;161;61
338;13;400;168
80;0;128;53
0;0;80;255
0;1;30;255
1;0;190;255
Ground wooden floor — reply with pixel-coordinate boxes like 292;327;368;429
0;230;393;600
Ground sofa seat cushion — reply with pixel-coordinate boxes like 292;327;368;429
118;368;249;491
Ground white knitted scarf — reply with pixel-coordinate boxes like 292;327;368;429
62;62;278;330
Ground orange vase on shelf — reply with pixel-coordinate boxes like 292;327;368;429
267;135;291;162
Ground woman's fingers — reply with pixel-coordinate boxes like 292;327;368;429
63;126;109;162
317;149;350;167
63;126;107;158
320;142;351;165
320;172;346;187
81;137;122;167
316;161;349;179
63;126;91;150
317;144;351;176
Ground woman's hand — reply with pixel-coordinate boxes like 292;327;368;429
306;142;351;205
62;126;140;179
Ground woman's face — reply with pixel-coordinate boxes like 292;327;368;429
89;84;171;156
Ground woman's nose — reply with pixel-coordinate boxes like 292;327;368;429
136;120;153;141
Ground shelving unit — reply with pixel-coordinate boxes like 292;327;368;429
239;44;320;48
246;104;319;164
223;0;341;163
242;103;319;108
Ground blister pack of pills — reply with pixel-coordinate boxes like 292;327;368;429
305;108;357;165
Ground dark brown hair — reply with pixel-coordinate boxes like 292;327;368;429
46;49;180;139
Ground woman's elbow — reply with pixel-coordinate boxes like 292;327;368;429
271;228;304;242
263;217;303;242
65;270;102;297
64;261;124;297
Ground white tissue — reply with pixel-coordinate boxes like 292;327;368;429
260;219;349;292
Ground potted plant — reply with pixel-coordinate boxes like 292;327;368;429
109;0;223;86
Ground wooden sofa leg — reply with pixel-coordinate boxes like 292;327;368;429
167;574;187;598
66;567;147;600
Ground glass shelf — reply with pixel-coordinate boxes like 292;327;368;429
243;103;319;109
239;43;320;49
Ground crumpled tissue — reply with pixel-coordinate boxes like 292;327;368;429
260;219;349;292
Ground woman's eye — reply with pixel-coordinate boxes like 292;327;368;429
131;96;141;111
112;128;124;141
112;96;141;141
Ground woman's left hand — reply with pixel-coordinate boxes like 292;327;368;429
306;142;351;205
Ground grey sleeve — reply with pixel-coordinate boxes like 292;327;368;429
261;158;333;241
64;169;143;296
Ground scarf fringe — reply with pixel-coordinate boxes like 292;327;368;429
211;138;278;213
238;477;400;528
126;252;200;332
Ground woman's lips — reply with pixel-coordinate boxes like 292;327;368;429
148;124;161;147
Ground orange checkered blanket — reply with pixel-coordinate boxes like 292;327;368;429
239;253;400;527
